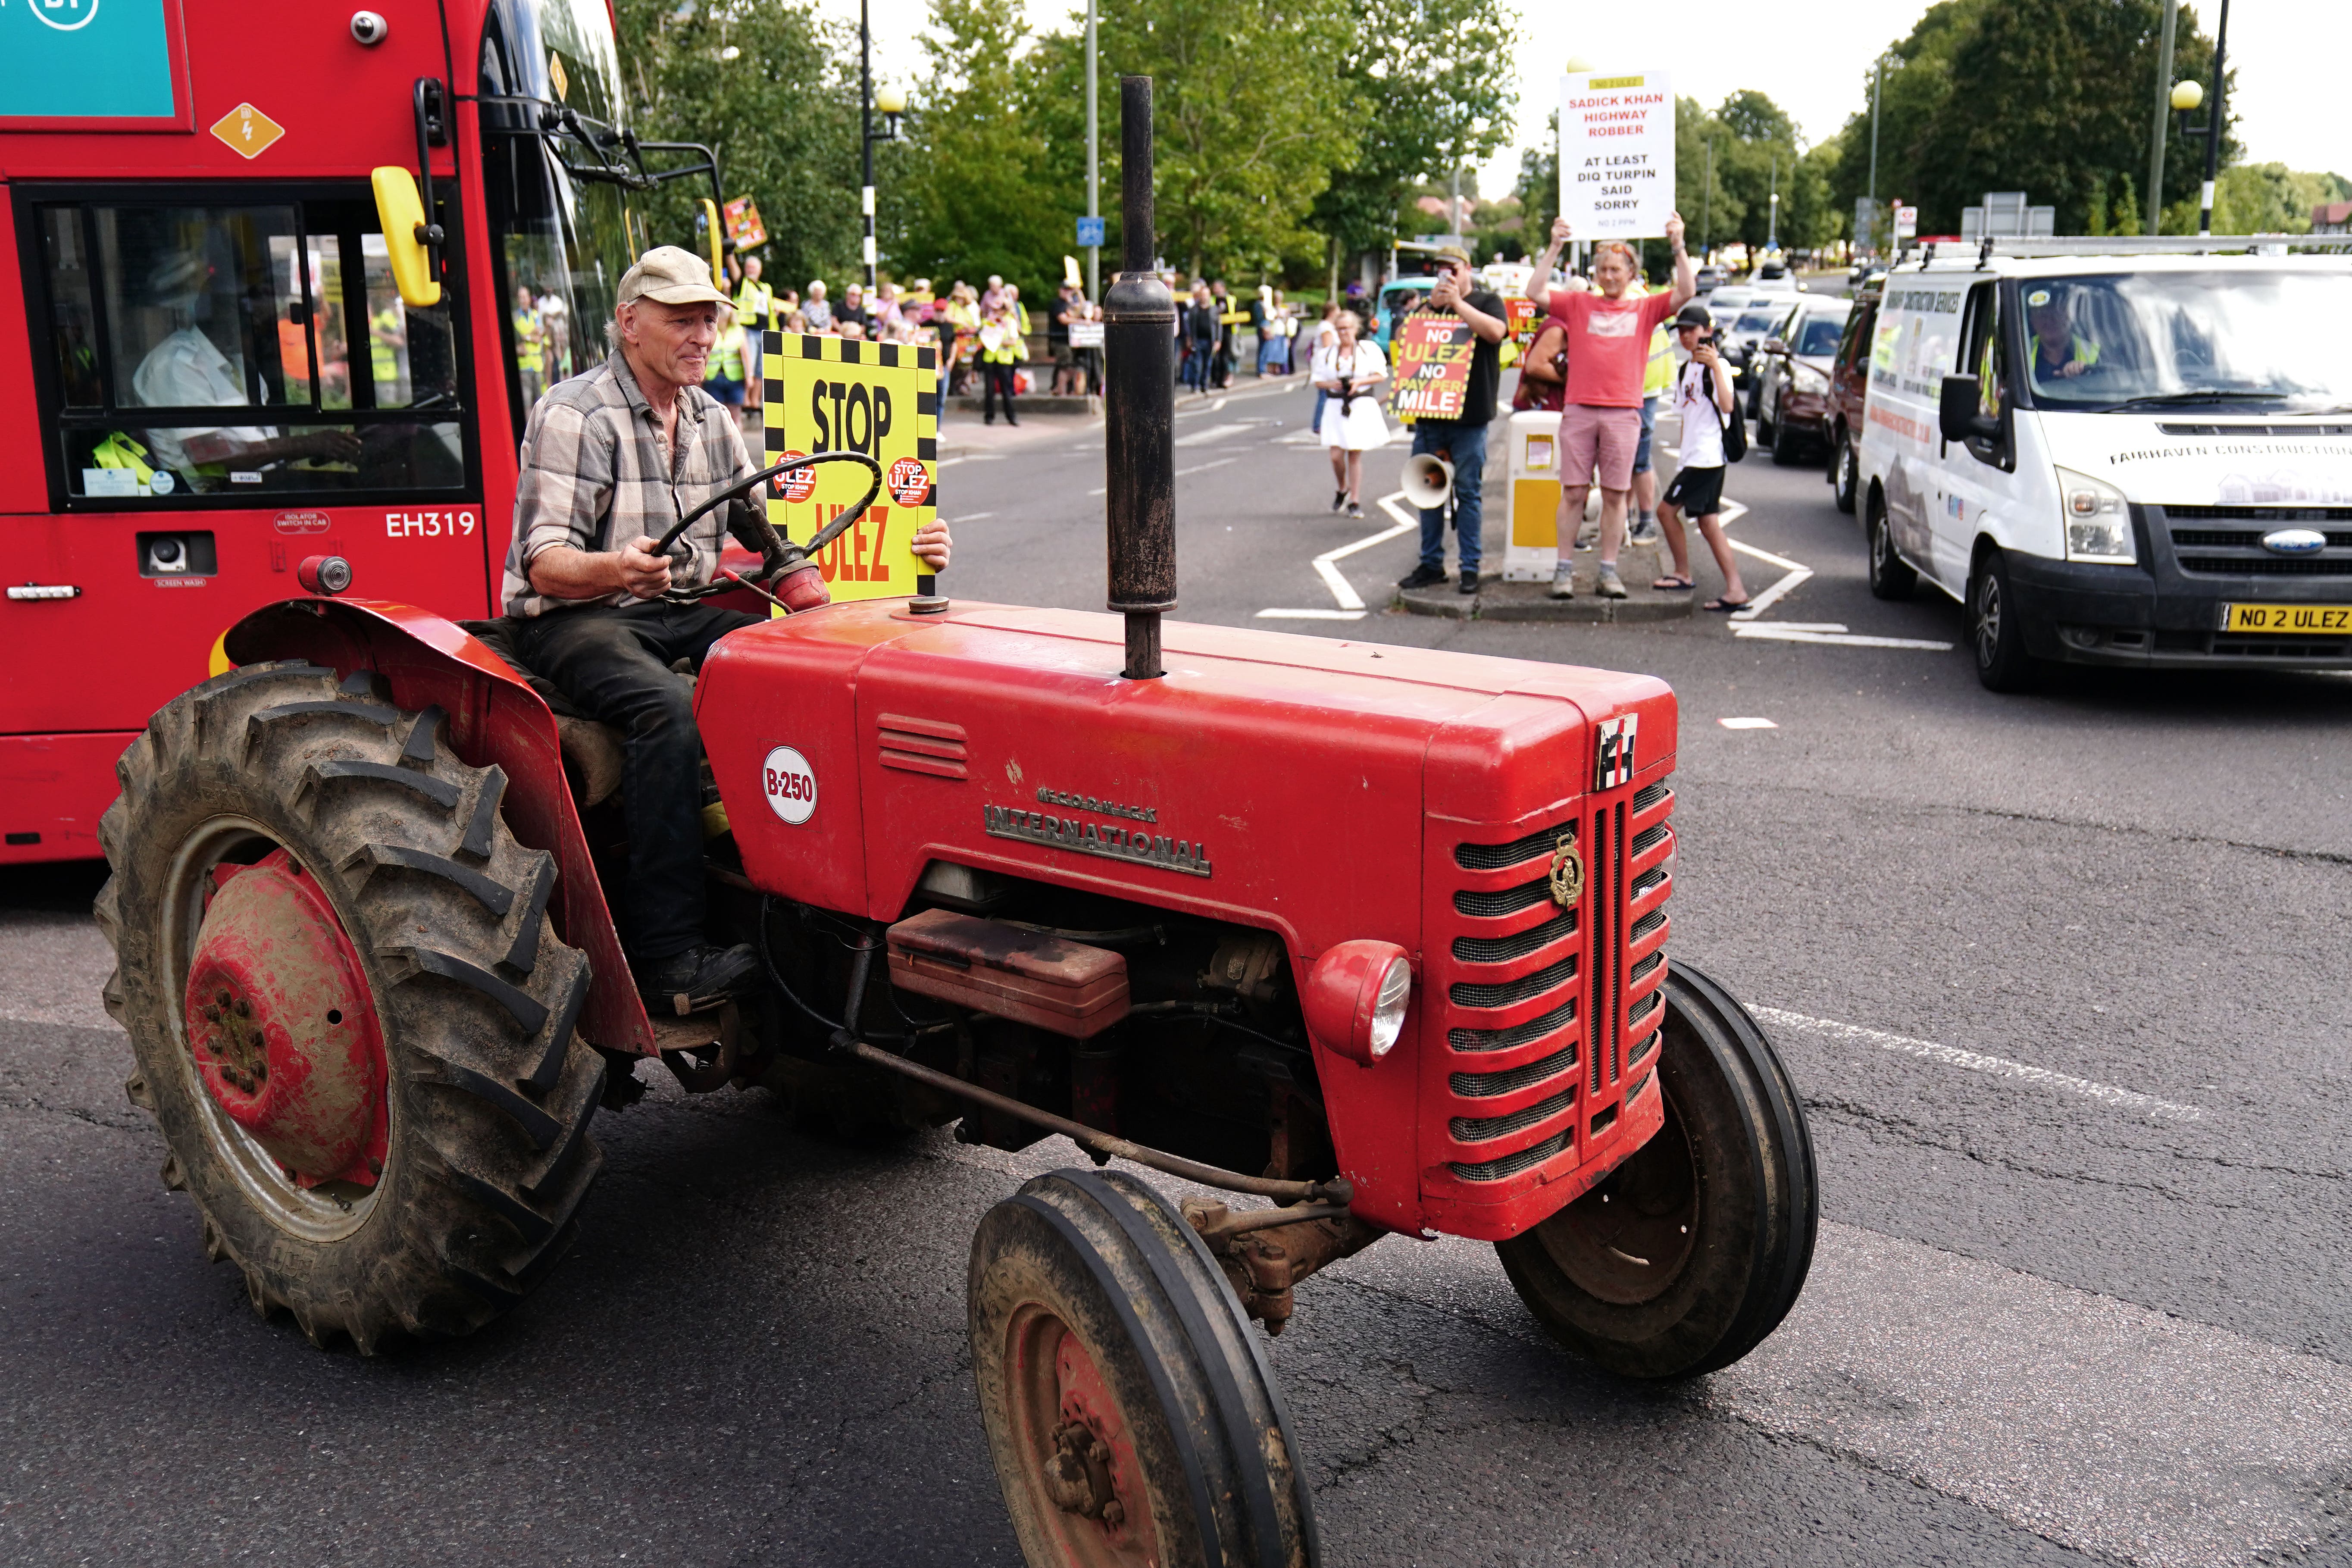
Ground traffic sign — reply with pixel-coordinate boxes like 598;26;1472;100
1076;216;1106;247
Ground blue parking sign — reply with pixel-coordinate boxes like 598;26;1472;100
1076;216;1106;247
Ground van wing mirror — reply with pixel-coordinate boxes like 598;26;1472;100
1939;374;1999;444
1763;336;1786;355
370;166;442;308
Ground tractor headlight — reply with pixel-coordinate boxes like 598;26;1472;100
1302;940;1414;1065
2056;466;2136;563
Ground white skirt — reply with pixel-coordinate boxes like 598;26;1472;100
1320;391;1389;451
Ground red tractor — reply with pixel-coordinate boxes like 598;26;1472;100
98;84;1816;1566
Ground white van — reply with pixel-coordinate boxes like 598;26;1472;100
1855;242;2352;689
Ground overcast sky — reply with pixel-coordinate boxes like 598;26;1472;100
815;0;2352;203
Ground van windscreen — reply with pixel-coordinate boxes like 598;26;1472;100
2018;270;2352;411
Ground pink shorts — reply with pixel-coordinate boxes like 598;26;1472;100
1558;404;1643;491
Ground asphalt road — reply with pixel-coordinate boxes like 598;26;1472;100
5;363;2350;1568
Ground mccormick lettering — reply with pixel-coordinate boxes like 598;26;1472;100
1035;787;1156;822
985;804;1210;878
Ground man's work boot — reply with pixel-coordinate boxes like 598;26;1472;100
636;942;760;1017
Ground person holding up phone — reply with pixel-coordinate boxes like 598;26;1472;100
1653;304;1749;610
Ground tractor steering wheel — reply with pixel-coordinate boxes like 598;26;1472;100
652;451;884;603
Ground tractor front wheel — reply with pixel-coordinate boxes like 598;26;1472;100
970;1168;1318;1568
1495;962;1817;1379
98;661;606;1350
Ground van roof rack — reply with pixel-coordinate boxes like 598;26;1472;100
1901;235;2352;261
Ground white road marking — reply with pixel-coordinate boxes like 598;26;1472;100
1257;492;1414;620
1735;625;1956;651
1718;716;1778;729
1173;423;1254;447
949;512;996;523
1753;1006;2206;1121
1723;536;1813;620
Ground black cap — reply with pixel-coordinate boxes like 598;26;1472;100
1673;303;1713;331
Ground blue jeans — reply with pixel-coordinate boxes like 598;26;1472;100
1413;418;1486;575
1634;395;1659;475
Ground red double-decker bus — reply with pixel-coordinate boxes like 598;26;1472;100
0;0;717;862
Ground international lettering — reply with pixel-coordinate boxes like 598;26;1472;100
986;804;1211;878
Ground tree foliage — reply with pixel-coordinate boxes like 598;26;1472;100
1825;0;2235;237
889;0;1074;289
1308;0;1518;267
1096;0;1364;280
614;0;862;285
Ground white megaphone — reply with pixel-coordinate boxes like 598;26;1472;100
1401;452;1454;510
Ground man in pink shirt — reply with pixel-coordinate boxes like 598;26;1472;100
1524;213;1696;597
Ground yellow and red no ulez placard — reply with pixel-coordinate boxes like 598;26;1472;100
1390;311;1476;421
761;332;939;602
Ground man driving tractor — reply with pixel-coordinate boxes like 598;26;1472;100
498;246;952;1013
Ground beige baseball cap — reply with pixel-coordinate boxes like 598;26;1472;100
617;246;729;308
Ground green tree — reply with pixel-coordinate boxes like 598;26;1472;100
615;0;862;285
1307;0;1517;285
889;0;1072;292
1676;99;1744;256
1095;0;1363;280
1826;0;2233;236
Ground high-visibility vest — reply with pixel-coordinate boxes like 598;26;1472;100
735;279;775;332
1645;322;1675;396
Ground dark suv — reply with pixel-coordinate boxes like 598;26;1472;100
1827;282;1880;513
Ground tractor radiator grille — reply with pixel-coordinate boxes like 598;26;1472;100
1453;911;1575;965
1449;955;1577;1009
1450;1132;1570;1183
1438;813;1586;1184
1434;755;1676;1187
1453;877;1552;919
1451;1091;1575;1144
1450;1046;1578;1099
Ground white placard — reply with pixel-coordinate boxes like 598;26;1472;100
1558;70;1676;240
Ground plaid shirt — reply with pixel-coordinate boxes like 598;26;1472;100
500;353;754;617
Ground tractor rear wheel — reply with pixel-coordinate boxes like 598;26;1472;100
98;661;605;1351
970;1168;1318;1568
1495;962;1816;1379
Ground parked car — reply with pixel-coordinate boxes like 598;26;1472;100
1694;265;1728;294
1827;281;1882;513
1722;298;1798;407
1752;295;1855;463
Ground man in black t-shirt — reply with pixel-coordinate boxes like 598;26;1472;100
1396;246;1508;595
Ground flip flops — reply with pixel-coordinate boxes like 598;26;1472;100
1652;575;1695;591
1703;597;1751;613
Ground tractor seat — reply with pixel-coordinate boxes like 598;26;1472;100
460;619;627;811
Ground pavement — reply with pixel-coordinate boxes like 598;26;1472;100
6;363;2351;1568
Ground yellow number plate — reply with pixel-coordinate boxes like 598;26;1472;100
2222;603;2352;634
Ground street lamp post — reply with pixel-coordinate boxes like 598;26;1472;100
2169;0;2230;236
1867;57;1883;254
860;0;873;290
858;0;904;296
2146;0;2179;235
2198;0;2230;236
1767;153;1779;250
1085;0;1099;301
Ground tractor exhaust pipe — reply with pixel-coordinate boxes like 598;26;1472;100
1103;75;1176;680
